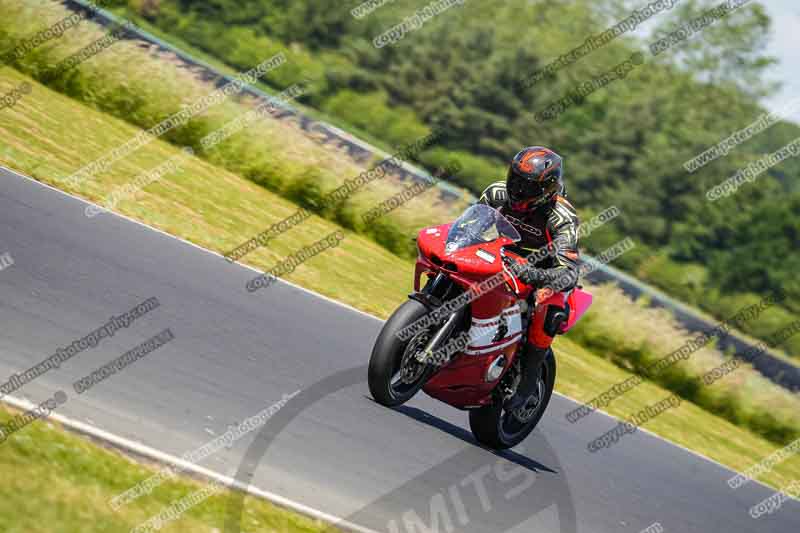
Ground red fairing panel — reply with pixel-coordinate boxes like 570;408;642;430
423;280;523;409
560;287;593;333
414;223;526;408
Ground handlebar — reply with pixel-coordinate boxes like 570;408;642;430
500;247;542;297
500;247;526;269
499;247;532;295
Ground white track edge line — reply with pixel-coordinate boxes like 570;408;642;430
2;166;381;324
4;166;794;502
0;394;383;533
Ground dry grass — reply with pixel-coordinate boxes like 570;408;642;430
573;283;800;440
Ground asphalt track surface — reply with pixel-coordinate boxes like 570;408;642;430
1;168;798;533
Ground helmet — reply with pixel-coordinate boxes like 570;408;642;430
506;146;563;211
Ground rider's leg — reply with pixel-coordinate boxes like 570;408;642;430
506;289;567;410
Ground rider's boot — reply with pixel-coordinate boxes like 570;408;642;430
504;345;549;411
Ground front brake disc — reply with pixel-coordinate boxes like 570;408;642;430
399;332;429;384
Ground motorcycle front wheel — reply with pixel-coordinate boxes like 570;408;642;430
368;300;436;407
469;349;556;449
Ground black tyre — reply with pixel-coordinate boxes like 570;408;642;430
469;350;556;449
368;300;436;407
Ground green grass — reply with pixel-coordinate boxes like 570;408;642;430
0;404;338;533
2;67;800;498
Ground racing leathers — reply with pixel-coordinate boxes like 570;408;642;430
478;181;581;409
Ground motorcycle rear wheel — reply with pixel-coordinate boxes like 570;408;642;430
368;300;436;407
469;350;556;449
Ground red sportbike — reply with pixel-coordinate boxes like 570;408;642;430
368;204;592;449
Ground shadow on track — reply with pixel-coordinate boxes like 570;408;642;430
390;403;558;475
223;365;577;533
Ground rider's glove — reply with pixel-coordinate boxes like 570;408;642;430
517;265;548;286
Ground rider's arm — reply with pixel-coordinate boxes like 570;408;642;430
541;215;580;291
478;181;507;209
518;199;580;291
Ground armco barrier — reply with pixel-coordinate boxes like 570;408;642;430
585;263;800;391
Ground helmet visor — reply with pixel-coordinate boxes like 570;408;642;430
507;170;544;208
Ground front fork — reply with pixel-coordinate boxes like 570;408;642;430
408;272;468;364
409;273;539;368
416;311;462;363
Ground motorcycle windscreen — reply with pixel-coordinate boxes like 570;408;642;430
444;204;520;255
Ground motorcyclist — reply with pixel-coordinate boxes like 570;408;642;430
478;146;580;412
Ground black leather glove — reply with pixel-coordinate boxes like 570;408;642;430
517;264;548;286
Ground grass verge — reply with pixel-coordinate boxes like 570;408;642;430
0;403;338;533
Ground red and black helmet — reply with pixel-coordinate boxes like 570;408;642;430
506;146;564;211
